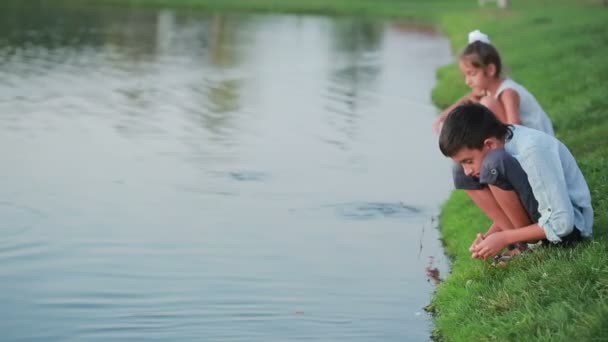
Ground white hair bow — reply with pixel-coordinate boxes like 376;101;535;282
468;30;491;44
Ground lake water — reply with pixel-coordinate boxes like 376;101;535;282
0;3;453;341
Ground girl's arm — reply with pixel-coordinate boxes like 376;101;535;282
479;96;507;123
498;89;522;125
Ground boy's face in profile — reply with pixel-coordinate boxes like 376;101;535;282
451;146;491;178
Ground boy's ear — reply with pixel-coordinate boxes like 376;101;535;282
484;138;498;149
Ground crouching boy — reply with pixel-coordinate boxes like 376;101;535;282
438;103;593;260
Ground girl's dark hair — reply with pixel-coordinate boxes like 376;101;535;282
439;103;512;157
460;41;502;77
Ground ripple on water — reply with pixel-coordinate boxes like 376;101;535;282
0;201;46;236
0;202;52;268
228;171;269;182
325;201;423;220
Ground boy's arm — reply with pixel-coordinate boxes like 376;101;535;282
503;225;546;244
519;146;575;242
485;223;503;236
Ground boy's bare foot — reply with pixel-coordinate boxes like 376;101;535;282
502;243;528;257
490;243;530;267
491;254;512;267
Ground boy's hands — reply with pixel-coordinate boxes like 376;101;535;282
471;232;508;259
469;233;485;253
470;223;505;258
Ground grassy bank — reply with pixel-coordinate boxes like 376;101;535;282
37;0;608;340
430;2;608;341
41;0;475;19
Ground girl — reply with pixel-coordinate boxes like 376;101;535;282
434;30;555;260
433;30;554;136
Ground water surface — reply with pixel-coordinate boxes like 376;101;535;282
0;3;453;341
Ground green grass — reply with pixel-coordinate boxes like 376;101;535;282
38;0;474;19
431;3;608;341
29;0;608;340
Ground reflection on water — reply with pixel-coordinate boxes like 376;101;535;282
324;18;383;151
0;2;453;341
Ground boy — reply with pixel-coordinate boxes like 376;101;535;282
438;103;593;260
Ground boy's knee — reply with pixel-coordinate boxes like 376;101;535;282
480;149;516;190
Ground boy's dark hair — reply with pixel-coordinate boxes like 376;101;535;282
461;41;502;77
439;103;513;157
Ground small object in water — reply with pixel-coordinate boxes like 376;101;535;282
425;266;441;284
425;256;442;285
295;310;304;315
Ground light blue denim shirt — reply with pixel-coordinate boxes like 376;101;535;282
505;125;593;242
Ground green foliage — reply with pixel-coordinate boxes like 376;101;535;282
45;0;475;19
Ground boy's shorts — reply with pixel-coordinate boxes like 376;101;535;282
453;149;582;245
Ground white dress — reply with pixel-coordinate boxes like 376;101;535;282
494;79;555;136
